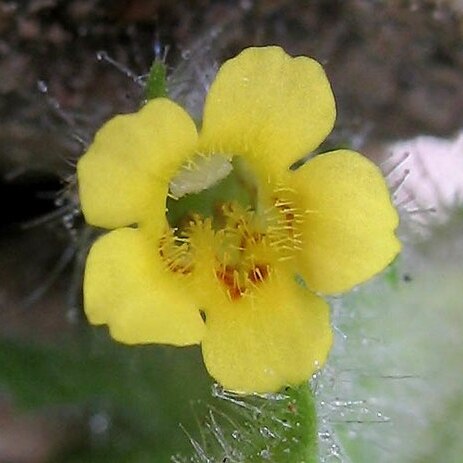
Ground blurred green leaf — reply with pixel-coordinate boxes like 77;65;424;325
0;330;318;462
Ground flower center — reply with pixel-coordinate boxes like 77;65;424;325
161;156;303;300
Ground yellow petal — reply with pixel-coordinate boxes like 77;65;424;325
201;272;332;393
199;46;335;175
77;98;198;229
293;150;401;294
84;228;204;345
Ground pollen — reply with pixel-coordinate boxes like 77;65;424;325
160;162;305;302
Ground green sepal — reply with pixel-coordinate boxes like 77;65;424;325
145;59;168;100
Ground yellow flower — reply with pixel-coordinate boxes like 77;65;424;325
77;47;400;393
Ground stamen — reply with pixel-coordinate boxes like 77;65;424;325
163;161;308;300
159;228;194;275
273;185;297;194
277;255;296;262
